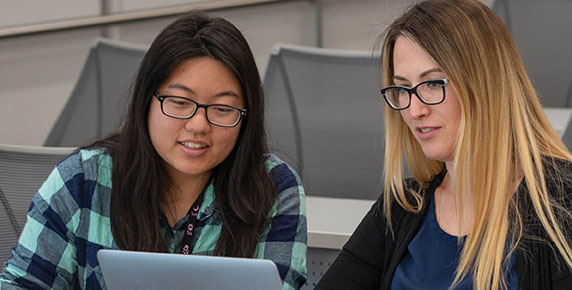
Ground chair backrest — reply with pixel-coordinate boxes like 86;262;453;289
263;44;383;200
0;144;75;264
493;0;572;107
301;247;341;290
45;37;147;147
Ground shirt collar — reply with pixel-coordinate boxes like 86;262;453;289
198;179;216;220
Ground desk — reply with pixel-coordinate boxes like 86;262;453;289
544;107;572;137
306;196;376;249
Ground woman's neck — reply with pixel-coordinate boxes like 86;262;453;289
434;170;474;237
163;171;212;227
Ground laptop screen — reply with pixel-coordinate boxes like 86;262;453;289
97;249;283;290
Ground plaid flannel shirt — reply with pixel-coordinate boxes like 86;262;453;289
0;149;307;290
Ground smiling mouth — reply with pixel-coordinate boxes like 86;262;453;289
180;142;208;149
419;128;434;133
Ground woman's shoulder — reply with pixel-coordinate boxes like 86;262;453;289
264;153;296;170
54;147;113;185
542;157;572;192
59;147;112;170
29;148;113;231
264;153;304;199
543;156;572;174
264;153;302;183
517;156;572;226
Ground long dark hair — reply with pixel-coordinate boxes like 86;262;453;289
93;11;274;257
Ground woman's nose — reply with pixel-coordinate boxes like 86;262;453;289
407;93;430;119
184;107;211;133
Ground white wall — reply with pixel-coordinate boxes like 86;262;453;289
0;0;494;146
0;0;101;28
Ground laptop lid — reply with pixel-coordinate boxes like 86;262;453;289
97;249;283;290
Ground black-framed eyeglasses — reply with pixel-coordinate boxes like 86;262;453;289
154;92;247;127
380;78;448;110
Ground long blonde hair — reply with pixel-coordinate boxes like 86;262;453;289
380;0;572;289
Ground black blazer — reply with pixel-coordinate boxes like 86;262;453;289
315;162;572;290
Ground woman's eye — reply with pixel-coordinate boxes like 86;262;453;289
213;106;233;113
426;81;442;89
167;99;190;106
397;88;409;96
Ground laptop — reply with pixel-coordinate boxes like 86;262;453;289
97;249;283;290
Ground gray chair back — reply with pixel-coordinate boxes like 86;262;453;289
45;38;147;147
301;247;341;290
263;44;383;200
493;0;572;107
0;144;75;264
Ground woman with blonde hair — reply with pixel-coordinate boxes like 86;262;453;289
316;0;572;289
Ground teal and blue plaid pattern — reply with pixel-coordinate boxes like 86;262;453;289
0;149;307;290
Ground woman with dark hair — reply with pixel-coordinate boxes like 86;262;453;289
0;11;307;290
316;0;572;289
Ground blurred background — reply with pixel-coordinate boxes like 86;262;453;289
5;0;564;147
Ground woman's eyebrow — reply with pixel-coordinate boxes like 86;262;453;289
212;91;241;99
166;83;194;94
166;83;241;99
392;75;409;82
393;68;443;82
419;68;443;79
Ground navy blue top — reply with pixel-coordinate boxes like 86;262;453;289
391;195;518;290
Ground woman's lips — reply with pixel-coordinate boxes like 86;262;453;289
178;141;209;156
416;126;440;140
